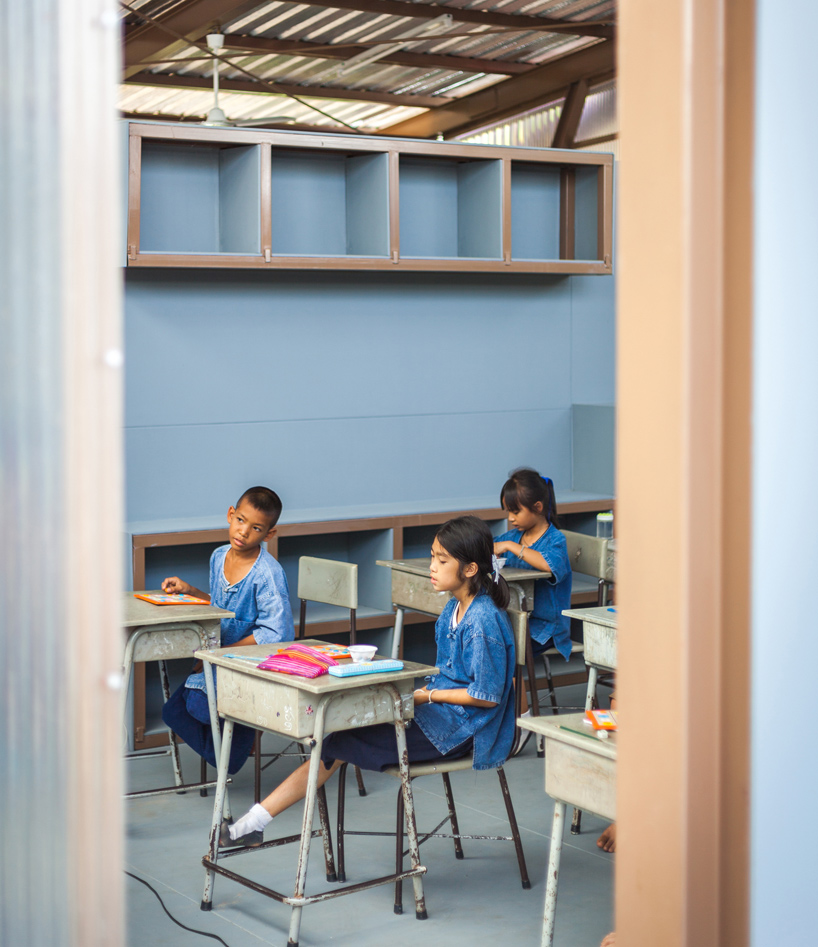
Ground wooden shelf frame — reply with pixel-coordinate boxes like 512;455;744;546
125;121;614;275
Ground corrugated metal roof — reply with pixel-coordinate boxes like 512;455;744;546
456;76;616;150
120;0;615;129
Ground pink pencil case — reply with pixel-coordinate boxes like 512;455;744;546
256;644;341;679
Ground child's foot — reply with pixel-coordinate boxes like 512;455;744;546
597;823;616;853
219;820;263;848
219;803;271;848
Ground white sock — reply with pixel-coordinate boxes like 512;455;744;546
228;803;272;840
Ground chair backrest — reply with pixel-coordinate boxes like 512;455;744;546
297;556;358;609
562;530;613;582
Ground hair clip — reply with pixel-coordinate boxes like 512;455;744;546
491;553;501;584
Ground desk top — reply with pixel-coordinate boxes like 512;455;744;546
562;605;618;628
124;592;234;628
519;712;618;760
377;558;552;584
198;641;437;695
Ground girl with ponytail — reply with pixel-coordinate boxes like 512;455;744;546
223;516;517;846
494;468;572;661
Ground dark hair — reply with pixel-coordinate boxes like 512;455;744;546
499;468;560;528
235;486;283;528
435;515;510;610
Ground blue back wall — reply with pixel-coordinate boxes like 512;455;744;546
124;269;614;523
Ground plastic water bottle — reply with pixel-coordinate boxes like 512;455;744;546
596;511;613;541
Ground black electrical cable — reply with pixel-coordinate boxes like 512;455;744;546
125;871;232;947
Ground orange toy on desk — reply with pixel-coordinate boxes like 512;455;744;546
586;709;618;731
133;592;211;606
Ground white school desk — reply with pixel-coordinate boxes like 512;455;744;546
199;642;437;947
122;593;234;798
562;606;618;710
376;558;551;659
519;713;617;947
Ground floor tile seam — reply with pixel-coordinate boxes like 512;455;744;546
124;862;280;945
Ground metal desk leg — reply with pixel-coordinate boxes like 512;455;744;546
391;606;405;660
287;699;330;947
120;633;138;751
204;661;231;820
390;685;427;921
158;659;185;791
585;665;599;711
201;718;234;911
571;665;600;835
542;801;565;947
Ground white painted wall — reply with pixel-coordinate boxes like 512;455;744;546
751;2;818;944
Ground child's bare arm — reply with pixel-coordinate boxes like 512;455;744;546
413;687;496;708
493;541;552;574
161;576;211;601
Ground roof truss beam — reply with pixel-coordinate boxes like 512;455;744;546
382;40;615;138
551;78;589;148
208;31;533;75
123;71;454;109
123;0;261;76
297;1;614;38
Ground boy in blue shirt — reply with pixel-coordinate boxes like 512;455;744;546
161;486;294;773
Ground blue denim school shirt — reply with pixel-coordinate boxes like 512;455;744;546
496;524;572;660
414;592;516;771
185;544;294;692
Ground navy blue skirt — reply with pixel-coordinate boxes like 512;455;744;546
320;722;472;772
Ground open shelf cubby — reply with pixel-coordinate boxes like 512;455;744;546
277;527;395;627
270;148;389;258
510;162;602;262
139;140;261;255
399;156;503;260
401;519;506;560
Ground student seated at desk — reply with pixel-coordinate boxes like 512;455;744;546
493;468;572;664
224;515;516;846
161;486;294;774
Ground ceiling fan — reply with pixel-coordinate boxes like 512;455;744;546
202;33;297;127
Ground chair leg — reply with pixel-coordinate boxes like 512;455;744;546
541;654;558;712
253;732;262;804
336;762;348;883
394;784;406;915
496;766;531;889
316;784;337;882
200;756;208;797
570;807;583;835
525;638;541;720
441;772;464;859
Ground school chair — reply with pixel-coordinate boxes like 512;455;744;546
538;530;614;714
333;613;532;914
253;556;366;802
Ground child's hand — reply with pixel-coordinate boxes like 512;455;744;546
493;541;513;555
162;576;191;594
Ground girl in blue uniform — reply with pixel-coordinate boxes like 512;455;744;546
494;468;572;661
224;515;516;846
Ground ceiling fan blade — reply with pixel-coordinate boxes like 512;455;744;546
230;117;298;126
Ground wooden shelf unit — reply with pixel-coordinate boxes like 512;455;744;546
128;498;612;749
125;121;613;275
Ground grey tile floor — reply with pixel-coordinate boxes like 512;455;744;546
125;683;614;947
